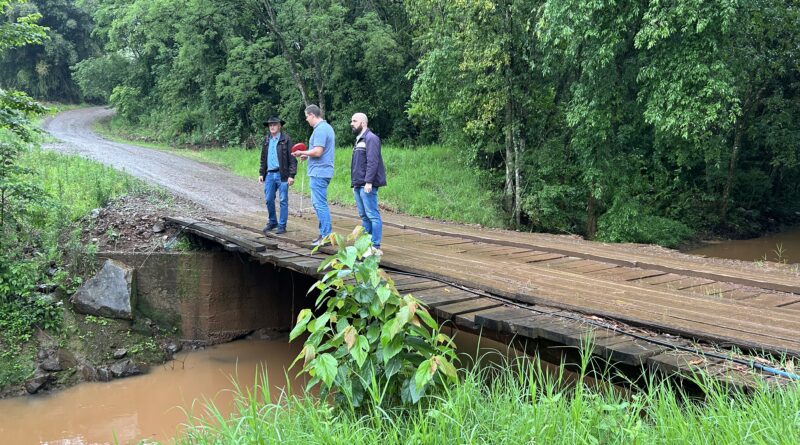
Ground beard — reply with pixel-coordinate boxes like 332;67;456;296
351;125;362;135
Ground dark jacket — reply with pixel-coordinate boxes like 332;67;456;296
259;132;297;182
350;129;387;188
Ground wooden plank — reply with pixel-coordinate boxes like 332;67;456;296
658;277;717;290
433;298;503;320
537;257;584;267
635;274;685;285
740;293;800;308
474;306;537;333
602;338;669;366
166;217;269;252
456;305;518;328
396;281;448;292
685;282;739;297
525;253;567;263
414;290;479;308
489;247;536;257
724;289;764;300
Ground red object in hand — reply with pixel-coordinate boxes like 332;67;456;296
291;142;306;153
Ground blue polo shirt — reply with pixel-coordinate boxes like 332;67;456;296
308;120;335;178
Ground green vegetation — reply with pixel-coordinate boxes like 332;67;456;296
290;231;458;407
5;0;800;245
176;350;800;444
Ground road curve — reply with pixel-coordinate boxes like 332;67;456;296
41;107;286;216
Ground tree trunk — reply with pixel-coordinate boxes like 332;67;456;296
257;0;310;106
720;119;742;226
514;131;523;226
503;100;515;215
586;190;597;239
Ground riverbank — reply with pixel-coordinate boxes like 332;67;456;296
0;141;202;397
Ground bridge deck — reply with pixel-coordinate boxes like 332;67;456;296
168;207;800;361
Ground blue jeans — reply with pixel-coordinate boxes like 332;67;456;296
353;186;382;247
310;176;332;237
264;172;289;228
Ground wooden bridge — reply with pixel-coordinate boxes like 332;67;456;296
166;207;800;387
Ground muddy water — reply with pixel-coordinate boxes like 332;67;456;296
0;339;304;445
688;226;800;264
0;331;524;444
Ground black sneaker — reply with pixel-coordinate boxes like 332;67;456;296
262;223;278;233
275;227;287;235
310;236;324;247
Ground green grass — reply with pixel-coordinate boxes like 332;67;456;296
174;352;800;444
0;140;150;390
95;117;504;227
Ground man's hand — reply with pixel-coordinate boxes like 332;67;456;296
364;183;372;193
288;177;295;186
259;176;264;184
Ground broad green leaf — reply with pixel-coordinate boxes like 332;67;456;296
377;285;391;305
414;359;434;392
351;335;369;368
382;335;404;364
417;308;438;329
314;353;338;388
289;309;313;341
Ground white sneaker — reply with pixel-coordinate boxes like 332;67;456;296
363;247;383;257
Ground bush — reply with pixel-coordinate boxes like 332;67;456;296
596;199;693;248
290;229;459;408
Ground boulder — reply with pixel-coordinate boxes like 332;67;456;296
25;371;52;394
110;359;148;378
70;259;136;320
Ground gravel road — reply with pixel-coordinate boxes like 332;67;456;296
41;106;296;216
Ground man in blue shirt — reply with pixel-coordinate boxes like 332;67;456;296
292;104;335;246
259;116;297;235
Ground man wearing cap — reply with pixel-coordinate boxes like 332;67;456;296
259;116;297;235
292;104;335;247
350;112;386;256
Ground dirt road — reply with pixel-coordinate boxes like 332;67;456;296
42;107;292;216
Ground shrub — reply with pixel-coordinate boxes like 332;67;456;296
290;229;459;408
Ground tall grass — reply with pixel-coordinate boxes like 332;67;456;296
95;118;504;227
24;148;148;221
175;350;800;444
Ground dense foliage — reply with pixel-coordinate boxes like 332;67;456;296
0;0;97;102
4;0;800;245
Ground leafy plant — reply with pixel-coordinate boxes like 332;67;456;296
290;229;459;408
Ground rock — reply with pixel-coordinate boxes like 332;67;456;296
78;364;98;382
46;266;58;277
164;341;182;355
113;348;128;359
36;283;57;293
25;371;52;394
40;356;62;372
90;208;101;219
36;349;48;360
152;222;165;233
91;238;98;243
40;349;77;372
110;359;148;378
70;259;136;320
96;366;112;382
